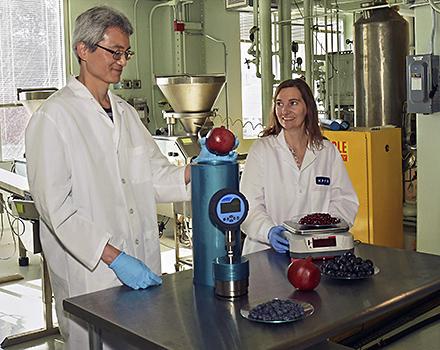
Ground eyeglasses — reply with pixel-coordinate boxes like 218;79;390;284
95;44;134;61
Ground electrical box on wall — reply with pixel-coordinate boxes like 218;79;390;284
406;54;440;114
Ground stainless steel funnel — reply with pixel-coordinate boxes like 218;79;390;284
156;74;225;113
17;87;57;115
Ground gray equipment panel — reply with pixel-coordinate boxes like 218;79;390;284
407;54;440;114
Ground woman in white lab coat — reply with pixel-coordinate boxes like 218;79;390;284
26;6;190;349
241;78;359;254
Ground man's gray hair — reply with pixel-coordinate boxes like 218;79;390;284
72;6;133;63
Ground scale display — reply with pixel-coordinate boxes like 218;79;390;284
312;236;337;248
209;189;249;230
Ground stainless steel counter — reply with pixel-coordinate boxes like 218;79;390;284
64;244;440;350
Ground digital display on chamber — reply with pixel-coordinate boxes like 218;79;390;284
180;137;193;145
312;236;337;248
220;198;241;213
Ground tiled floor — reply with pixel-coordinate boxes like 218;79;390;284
0;233;61;350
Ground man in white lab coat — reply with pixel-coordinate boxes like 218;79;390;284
25;6;190;349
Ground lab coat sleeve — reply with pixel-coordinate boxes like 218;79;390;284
26;112;110;270
327;144;359;226
240;141;275;244
146;133;191;203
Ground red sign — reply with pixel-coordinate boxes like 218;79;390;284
331;140;348;161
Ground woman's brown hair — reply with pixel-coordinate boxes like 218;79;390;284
260;78;323;150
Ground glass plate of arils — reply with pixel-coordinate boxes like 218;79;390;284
240;298;314;324
320;252;380;280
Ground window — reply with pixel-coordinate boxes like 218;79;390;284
0;0;65;160
239;9;344;138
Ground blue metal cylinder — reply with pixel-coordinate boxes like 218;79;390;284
191;161;239;286
213;256;249;281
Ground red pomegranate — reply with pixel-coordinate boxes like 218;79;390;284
287;257;321;291
206;126;236;155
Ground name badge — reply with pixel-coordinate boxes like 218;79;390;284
316;176;330;186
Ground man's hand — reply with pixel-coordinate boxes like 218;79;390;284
184;164;191;184
101;243;121;265
109;252;162;290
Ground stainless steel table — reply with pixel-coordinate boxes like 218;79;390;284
64;244;440;350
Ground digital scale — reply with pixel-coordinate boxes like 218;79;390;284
283;218;354;259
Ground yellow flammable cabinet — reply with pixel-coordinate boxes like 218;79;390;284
324;127;403;248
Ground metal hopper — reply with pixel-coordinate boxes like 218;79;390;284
156;74;225;135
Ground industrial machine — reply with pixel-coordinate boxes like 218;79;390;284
191;157;249;298
354;4;409;127
154;74;226;165
283;219;354;259
153;74;226;270
209;189;249;298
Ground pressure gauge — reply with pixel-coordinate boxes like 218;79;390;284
209;188;249;231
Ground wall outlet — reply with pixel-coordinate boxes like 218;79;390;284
122;79;133;89
133;80;142;89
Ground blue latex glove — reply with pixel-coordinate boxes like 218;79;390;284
193;137;239;164
109;252;162;290
268;225;289;253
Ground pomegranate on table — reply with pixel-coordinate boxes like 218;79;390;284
206;126;236;155
287;257;321;291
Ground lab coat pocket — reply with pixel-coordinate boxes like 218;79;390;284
313;184;330;192
127;146;152;183
311;184;331;210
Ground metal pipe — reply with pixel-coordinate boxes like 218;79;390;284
304;0;314;86
65;0;73;76
406;16;415;55
175;0;193;73
260;0;274;125
431;7;436;54
204;34;229;128
149;1;176;130
336;8;341;119
88;324;103;350
324;0;329;116
133;0;140;79
279;0;292;81
180;1;193;73
330;9;334;119
428;0;440;14
350;2;405;13
175;1;184;73
276;12;338;24
253;0;261;78
0;103;23;108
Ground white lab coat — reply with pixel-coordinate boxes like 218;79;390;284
241;129;359;254
25;76;190;349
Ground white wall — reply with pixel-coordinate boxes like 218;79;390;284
414;5;440;255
